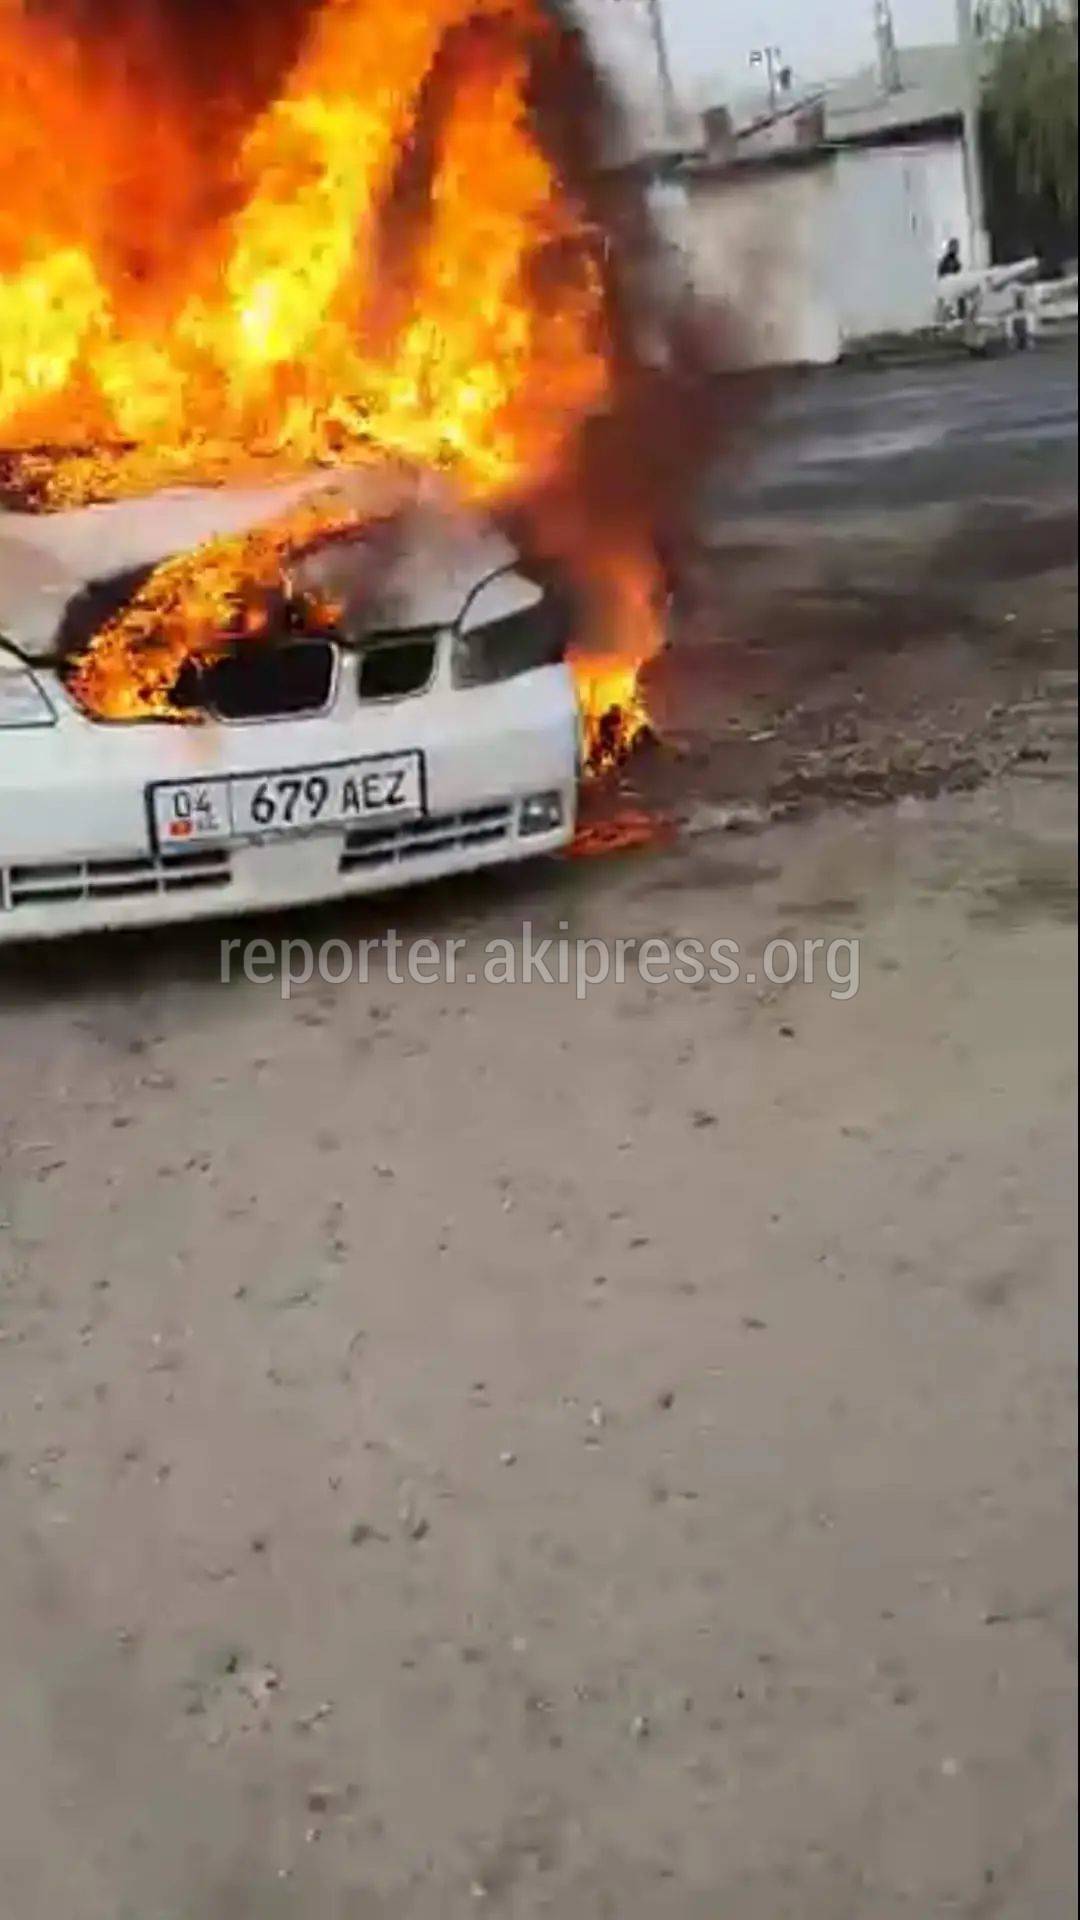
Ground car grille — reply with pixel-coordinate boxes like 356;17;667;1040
339;803;513;873
174;639;336;720
2;808;516;915
174;632;440;718
357;633;438;701
1;846;232;911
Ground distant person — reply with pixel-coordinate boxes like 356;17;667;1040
938;237;962;278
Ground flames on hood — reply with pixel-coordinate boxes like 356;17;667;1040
1;0;715;763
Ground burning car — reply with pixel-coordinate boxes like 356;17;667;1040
0;479;579;941
1;0;695;947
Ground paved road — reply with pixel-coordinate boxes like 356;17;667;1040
713;342;1077;517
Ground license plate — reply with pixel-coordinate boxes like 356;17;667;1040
149;752;424;850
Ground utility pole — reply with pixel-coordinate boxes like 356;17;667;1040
956;0;990;264
749;44;786;114
642;0;679;137
873;0;902;92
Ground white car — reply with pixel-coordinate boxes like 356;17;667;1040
0;483;579;943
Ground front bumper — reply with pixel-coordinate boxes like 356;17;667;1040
0;664;578;942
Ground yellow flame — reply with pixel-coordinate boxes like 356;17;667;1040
2;0;658;745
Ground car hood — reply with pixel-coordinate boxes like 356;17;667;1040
0;470;517;660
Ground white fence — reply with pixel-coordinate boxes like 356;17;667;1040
934;259;1078;349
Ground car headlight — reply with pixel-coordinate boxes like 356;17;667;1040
452;572;574;689
0;655;57;728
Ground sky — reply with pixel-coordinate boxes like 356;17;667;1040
587;0;962;115
666;0;959;90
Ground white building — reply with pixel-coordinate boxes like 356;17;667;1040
647;45;981;366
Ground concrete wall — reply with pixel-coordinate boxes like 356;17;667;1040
829;141;970;341
664;162;841;367
654;135;971;365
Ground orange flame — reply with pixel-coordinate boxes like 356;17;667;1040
0;0;660;750
65;491;367;721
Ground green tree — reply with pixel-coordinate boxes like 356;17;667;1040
982;2;1078;227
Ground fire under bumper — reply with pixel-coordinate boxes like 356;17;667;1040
0;664;579;943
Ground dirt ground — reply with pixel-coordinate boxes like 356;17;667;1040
1;348;1077;1918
